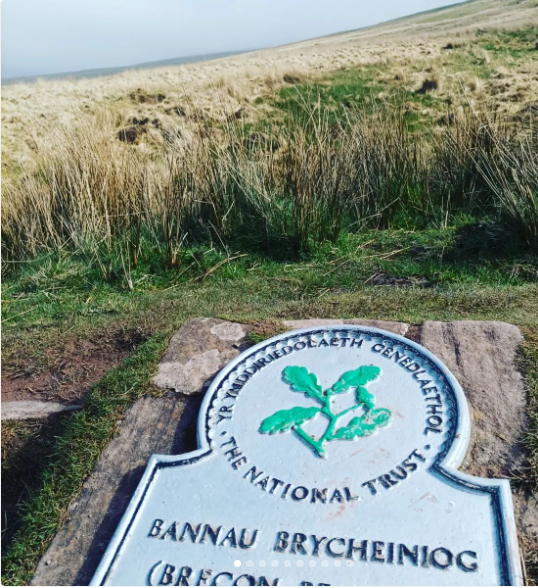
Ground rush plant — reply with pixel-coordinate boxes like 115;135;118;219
259;365;391;457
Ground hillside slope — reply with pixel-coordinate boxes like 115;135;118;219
277;0;538;52
2;0;537;169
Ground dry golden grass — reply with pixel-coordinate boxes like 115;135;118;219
2;0;537;171
2;0;537;265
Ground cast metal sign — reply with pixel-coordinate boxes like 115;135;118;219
91;325;523;586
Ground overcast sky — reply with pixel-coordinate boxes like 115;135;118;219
2;0;464;79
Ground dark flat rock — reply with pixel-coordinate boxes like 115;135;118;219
419;321;537;574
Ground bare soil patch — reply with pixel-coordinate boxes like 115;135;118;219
129;89;166;104
365;271;430;287
2;329;147;404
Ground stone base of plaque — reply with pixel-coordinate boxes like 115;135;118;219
31;319;537;586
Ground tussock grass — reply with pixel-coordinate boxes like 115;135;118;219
3;99;537;273
477;130;538;244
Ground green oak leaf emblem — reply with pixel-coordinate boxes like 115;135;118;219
259;365;391;458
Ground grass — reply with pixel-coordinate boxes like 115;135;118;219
521;330;538;491
2;418;69;551
275;66;448;131
2;228;537;349
477;28;538;58
519;327;538;583
4;28;538;266
4;100;538;267
3;226;538;391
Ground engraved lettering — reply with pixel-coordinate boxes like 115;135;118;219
220;528;238;548
398;544;419;566
291;533;308;555
148;519;164;538
430;547;454;569
273;531;289;553
372;541;385;562
347;539;368;561
326;538;346;558
456;550;478;572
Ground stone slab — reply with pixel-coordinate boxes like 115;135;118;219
31;394;202;586
92;324;522;586
419;321;537;572
419;321;526;478
152;318;251;395
1;401;82;421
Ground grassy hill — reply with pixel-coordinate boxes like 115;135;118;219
286;0;538;45
1;50;249;86
2;0;538;583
